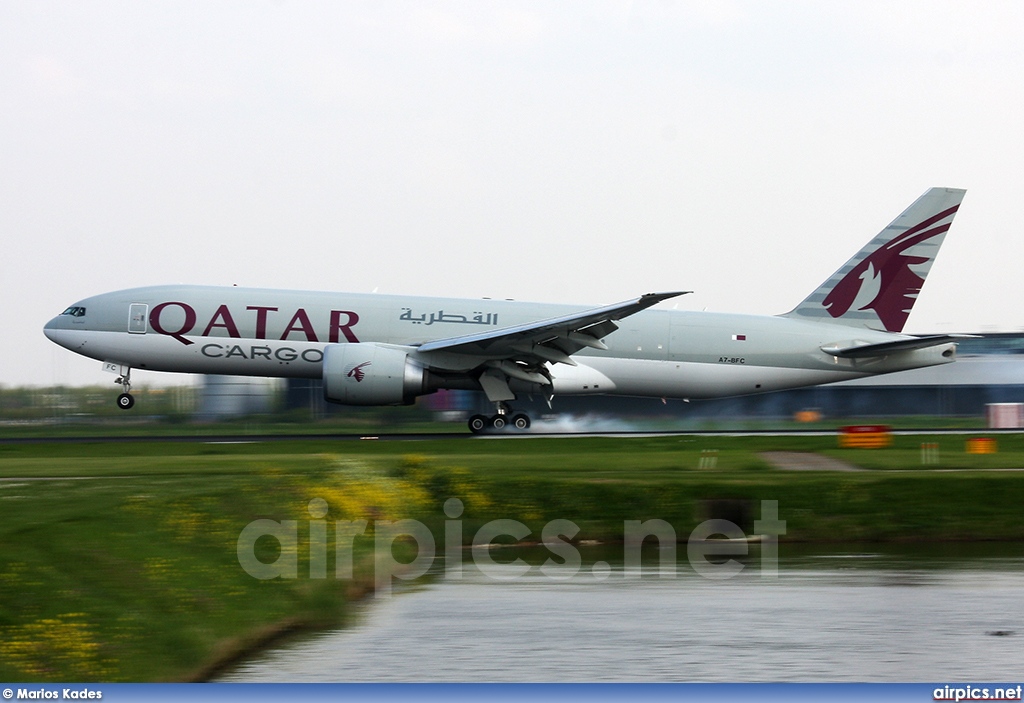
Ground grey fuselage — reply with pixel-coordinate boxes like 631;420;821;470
43;285;956;402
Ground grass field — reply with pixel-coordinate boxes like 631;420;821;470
2;432;1024;681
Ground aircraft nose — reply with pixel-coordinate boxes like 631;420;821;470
43;315;63;342
43;315;79;349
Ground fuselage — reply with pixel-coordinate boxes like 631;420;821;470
43;284;956;401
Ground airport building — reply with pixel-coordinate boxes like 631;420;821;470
197;375;278;420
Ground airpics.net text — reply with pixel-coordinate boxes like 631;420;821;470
236;499;786;596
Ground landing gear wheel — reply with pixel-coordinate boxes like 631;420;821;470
490;415;507;430
511;413;531;430
114;368;134;410
468;414;489;434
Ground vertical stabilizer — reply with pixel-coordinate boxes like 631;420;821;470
784;187;965;333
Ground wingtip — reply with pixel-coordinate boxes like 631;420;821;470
643;291;692;302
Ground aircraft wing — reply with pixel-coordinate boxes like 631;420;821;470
416;291;689;365
821;334;977;359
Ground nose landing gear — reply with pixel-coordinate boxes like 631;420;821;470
467;402;532;434
114;369;134;410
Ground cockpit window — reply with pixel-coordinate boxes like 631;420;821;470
61;306;87;317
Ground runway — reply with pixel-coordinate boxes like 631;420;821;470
0;427;1018;445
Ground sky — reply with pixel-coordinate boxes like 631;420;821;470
3;1;1024;388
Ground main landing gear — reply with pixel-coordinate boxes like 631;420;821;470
467;402;531;434
115;369;134;410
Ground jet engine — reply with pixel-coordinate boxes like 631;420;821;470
322;343;427;406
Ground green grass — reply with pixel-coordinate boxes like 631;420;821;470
2;433;1024;681
0;468;360;681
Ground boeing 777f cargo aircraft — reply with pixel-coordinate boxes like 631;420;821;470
45;187;967;433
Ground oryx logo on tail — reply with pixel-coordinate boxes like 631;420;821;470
821;204;960;332
784;187;966;333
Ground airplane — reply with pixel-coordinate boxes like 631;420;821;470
44;187;968;433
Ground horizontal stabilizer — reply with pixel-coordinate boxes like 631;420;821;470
821;334;976;359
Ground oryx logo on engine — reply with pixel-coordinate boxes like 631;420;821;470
345;362;371;382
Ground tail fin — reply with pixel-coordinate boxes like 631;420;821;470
784;187;966;333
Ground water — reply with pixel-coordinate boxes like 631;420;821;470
222;545;1024;682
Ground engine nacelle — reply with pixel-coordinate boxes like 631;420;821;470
322;343;426;406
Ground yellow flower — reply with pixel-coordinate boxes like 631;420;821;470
0;614;116;680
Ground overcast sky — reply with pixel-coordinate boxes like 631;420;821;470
4;1;1024;388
